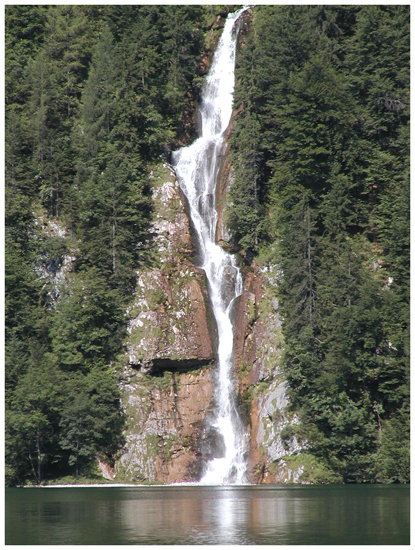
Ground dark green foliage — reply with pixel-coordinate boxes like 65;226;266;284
5;5;214;485
5;349;60;484
51;268;124;371
73;25;152;294
59;367;124;476
5;5;409;485
229;5;409;482
375;405;410;483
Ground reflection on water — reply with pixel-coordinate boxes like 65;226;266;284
118;487;252;544
6;485;410;545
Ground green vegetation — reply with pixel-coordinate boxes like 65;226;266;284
269;453;342;484
228;6;409;483
5;4;231;486
5;5;409;486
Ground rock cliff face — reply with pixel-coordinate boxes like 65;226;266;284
33;210;77;305
216;107;307;484
115;10;308;484
231;263;306;483
116;366;213;483
115;164;215;483
115;146;306;485
126;165;215;374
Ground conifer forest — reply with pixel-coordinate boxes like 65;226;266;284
5;5;409;486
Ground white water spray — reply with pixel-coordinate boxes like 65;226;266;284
172;8;249;485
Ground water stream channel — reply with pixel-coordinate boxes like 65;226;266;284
172;7;249;484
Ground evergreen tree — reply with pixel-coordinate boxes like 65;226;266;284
6;350;60;484
59;366;124;476
229;4;410;481
5;4;409;485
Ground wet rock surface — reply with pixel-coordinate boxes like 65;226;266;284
232;262;306;484
126;263;214;373
126;165;215;373
116;367;213;483
116;164;215;483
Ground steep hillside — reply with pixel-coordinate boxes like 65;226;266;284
225;5;409;483
5;5;409;486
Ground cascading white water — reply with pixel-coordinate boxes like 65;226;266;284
172;7;249;485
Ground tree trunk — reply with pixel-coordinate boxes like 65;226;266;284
112;219;116;273
36;425;42;483
29;450;39;484
75;441;79;477
307;203;313;324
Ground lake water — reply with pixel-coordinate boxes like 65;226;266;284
5;484;409;545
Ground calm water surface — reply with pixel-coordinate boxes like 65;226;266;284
5;484;409;545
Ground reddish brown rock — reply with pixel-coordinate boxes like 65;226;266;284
116;368;213;483
215;106;243;248
232;262;304;483
233;265;266;391
116;163;215;483
126;166;214;374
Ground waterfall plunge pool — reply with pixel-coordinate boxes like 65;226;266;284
6;484;409;544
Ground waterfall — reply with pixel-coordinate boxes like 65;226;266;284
172;7;248;485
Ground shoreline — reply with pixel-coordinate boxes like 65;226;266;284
24;483;141;488
18;482;265;489
9;482;408;491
